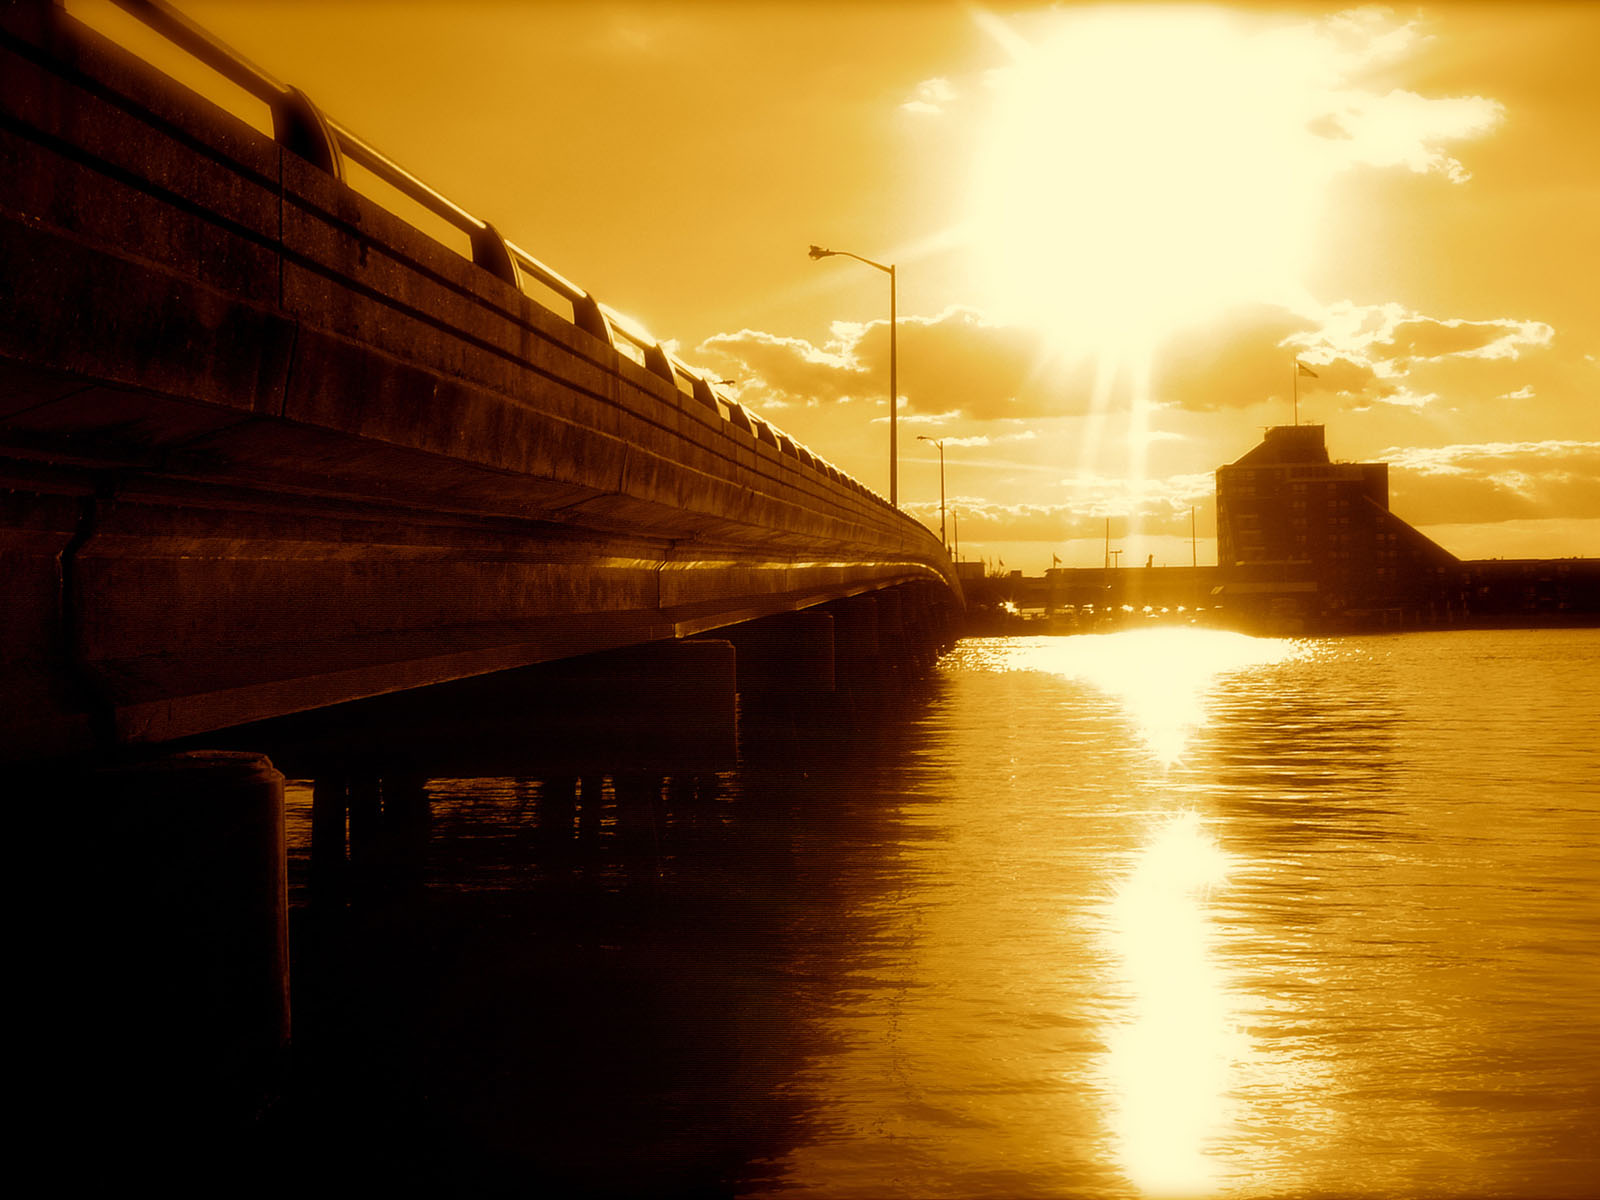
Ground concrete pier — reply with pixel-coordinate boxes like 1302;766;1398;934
711;610;837;700
874;589;908;678
28;751;288;1172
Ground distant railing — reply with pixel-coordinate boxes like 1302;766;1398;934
97;0;874;502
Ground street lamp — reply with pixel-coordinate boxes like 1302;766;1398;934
809;244;897;506
917;434;945;551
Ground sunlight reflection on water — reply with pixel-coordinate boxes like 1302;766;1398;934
989;627;1307;765
954;629;1355;1196
1102;811;1241;1196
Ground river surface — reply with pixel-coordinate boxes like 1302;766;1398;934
277;626;1600;1198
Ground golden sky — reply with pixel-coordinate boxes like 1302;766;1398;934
77;1;1600;569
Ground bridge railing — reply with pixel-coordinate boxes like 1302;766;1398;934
95;0;880;507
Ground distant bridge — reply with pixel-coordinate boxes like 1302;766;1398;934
0;0;961;764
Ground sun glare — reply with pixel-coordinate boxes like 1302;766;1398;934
969;9;1331;355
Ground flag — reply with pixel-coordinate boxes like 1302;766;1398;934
1297;361;1318;378
1052;553;1062;566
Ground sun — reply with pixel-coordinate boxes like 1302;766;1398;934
967;8;1332;357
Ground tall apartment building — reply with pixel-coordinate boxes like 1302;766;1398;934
1215;425;1458;619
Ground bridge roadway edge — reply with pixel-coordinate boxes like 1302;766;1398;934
0;7;962;765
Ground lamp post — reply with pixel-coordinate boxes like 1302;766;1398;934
917;435;946;551
809;244;897;506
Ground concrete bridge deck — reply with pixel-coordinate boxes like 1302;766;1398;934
0;1;960;763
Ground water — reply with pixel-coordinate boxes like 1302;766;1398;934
278;627;1600;1197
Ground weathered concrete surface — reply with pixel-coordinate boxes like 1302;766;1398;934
0;8;959;763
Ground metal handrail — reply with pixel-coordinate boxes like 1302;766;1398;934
95;0;885;505
599;304;674;383
661;350;854;486
502;238;610;345
107;0;283;105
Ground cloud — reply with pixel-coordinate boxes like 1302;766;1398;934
1149;299;1559;414
1384;441;1600;525
902;76;956;115
1316;88;1504;184
1055;470;1215;521
1377;316;1554;362
1289;9;1505;184
699;307;1092;421
1153;305;1325;412
933;476;1214;543
696;327;864;404
941;430;1037;448
1152;302;1423;411
922;499;1095;543
1292;303;1556;409
700;294;1561;433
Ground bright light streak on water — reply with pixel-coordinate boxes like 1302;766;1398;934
987;627;1305;764
1103;811;1241;1197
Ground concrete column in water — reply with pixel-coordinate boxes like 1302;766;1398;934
901;587;929;667
47;751;289;1155
829;595;881;680
715;609;836;699
824;595;884;709
347;774;381;889
875;588;907;671
309;775;348;905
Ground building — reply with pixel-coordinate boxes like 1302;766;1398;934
1215;424;1459;626
961;424;1598;637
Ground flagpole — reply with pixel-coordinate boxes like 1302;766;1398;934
1293;356;1299;426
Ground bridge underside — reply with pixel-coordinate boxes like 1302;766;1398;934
3;417;949;760
0;8;959;764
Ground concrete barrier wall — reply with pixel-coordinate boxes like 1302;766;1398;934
1;9;939;560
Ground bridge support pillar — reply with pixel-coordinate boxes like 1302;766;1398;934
26;751;289;1173
902;585;941;670
830;596;880;677
310;775;348;904
874;588;907;675
348;774;382;890
901;587;927;669
826;595;883;713
713;609;836;700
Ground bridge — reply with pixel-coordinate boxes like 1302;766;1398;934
1;0;962;769
6;4;962;1164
